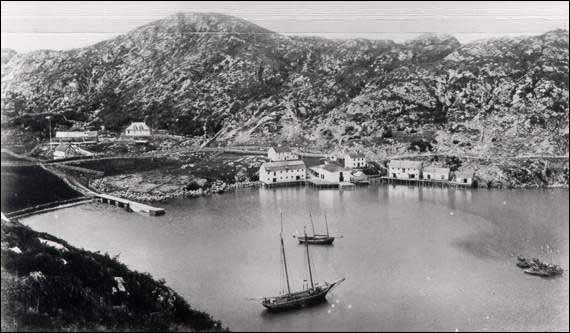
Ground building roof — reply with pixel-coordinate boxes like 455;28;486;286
352;170;367;178
54;143;73;153
55;131;98;138
388;160;423;169
271;145;292;153
423;166;450;174
455;171;475;178
347;152;365;158
126;122;150;131
311;162;348;173
262;160;305;171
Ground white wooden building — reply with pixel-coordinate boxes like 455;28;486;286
422;166;450;181
53;143;94;159
268;146;298;162
345;152;366;169
55;131;98;142
310;162;350;183
124;122;151;137
53;143;78;159
388;160;423;179
259;160;306;185
453;171;475;186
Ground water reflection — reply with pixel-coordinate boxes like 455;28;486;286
20;186;569;332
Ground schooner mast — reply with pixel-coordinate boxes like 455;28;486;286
304;226;315;290
280;212;291;294
252;212;346;311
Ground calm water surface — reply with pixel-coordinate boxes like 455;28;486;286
22;186;569;331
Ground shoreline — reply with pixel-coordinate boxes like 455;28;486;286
0;217;228;331
79;180;570;206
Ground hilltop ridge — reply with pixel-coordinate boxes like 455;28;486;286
1;13;568;160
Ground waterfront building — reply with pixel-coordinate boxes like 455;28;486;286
345;152;366;169
422;166;450;181
268;146;298;162
453;171;475;186
55;131;98;142
388;160;423;179
310;162;350;183
259;160;306;185
124;122;151;137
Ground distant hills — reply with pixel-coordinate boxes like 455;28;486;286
1;13;568;156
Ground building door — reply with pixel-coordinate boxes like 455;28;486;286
392;173;397;178
339;172;344;182
296;176;300;180
273;178;276;183
427;174;431;180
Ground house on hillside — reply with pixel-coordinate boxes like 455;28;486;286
310;162;350;183
345;152;366;169
53;143;95;159
268;146;298;162
55;131;98;142
453;171;475;186
53;143;79;159
259;160;306;185
388;160;423;179
124;122;151;137
422;166;450;181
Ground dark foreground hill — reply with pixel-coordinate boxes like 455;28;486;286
1;219;227;331
1;13;568;158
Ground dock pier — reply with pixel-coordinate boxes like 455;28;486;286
378;177;473;188
95;194;165;216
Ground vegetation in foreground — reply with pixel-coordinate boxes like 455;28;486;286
1;219;227;332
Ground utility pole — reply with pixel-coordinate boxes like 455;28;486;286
46;116;52;151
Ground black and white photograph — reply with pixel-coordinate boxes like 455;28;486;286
1;1;568;331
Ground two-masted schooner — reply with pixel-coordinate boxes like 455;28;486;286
255;213;345;312
295;212;336;245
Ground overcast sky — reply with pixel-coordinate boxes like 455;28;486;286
2;1;569;52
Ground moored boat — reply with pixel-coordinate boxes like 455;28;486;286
297;234;335;245
252;213;345;312
516;255;564;277
295;212;337;245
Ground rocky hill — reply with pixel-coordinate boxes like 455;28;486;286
1;13;568;158
1;218;226;331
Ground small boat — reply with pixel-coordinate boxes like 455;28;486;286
517;256;563;277
523;263;564;277
252;214;345;312
295;212;336;245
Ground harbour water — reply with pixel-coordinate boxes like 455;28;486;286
22;186;569;331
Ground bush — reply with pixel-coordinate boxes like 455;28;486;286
408;139;433;152
185;181;202;191
1;221;227;332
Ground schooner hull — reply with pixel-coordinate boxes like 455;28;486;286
297;235;335;245
261;278;345;312
262;287;330;312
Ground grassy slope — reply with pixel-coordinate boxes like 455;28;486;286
1;165;83;213
1;219;227;332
